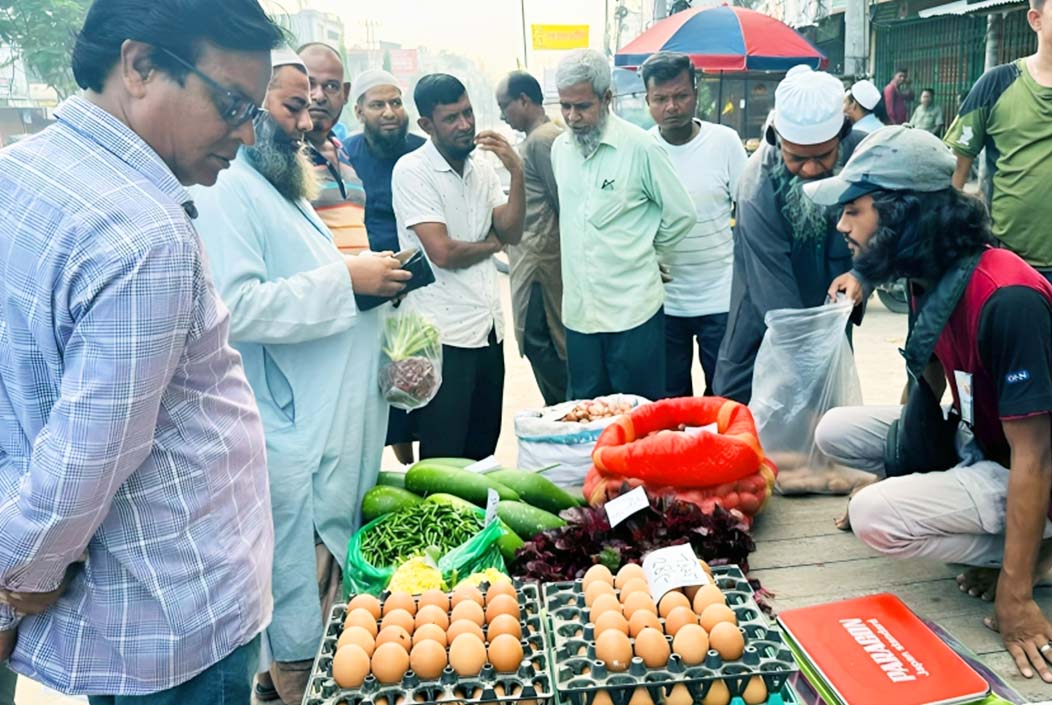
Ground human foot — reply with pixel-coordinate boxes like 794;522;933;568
777;466;878;496
958;539;1052;601
833;482;877;531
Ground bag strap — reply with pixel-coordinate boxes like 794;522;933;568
900;250;984;381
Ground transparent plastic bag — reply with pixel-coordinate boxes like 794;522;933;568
378;308;443;410
748;299;862;473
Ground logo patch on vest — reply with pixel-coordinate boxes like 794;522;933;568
1006;370;1031;384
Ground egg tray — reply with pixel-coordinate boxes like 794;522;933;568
303;581;554;705
542;566;799;705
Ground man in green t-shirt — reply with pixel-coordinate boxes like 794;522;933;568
944;0;1052;272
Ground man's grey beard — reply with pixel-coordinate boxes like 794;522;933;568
244;114;319;202
571;108;609;158
364;119;410;158
776;166;837;243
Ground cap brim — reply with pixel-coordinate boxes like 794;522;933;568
803;177;878;207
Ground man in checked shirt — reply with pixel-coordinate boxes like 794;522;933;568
0;0;284;703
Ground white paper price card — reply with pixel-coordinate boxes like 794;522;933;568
642;543;710;602
465;456;501;473
484;488;500;526
605;486;650;528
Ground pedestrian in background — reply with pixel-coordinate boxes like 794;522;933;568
883;67;914;124
910;88;944;136
844;79;887;134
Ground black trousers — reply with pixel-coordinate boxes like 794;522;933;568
664;312;729;398
565;309;666;401
416;329;504;460
523;282;568;407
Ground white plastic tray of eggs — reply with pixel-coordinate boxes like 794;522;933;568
542;564;798;705
303;580;553;705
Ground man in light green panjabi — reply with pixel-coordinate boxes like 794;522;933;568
551;49;694;401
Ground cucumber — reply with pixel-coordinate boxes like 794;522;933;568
411;457;475;470
485;469;583;514
361;486;422;522
496;500;566;540
376;471;407;489
426;494;525;563
406;463;520;505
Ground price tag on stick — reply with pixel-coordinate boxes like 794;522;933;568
642;543;710;603
484;488;500;526
466;456;501;473
605;486;650;528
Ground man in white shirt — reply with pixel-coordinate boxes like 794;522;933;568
642;52;748;397
392;74;525;459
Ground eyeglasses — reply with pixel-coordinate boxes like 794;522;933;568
158;47;263;127
309;78;344;97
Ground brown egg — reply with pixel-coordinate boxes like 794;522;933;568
591;690;614;705
409;638;447;680
447;619;485;644
485;579;517;605
618;578;651;603
450;599;486;626
664;605;698;637
614;563;646;590
692;584;727;615
380;608;415;635
383;591;417;617
347;594;382;620
633;627;671;668
337;626;375;656
702;680;730;705
414;604;450;632
448;633;487;676
332;643;371;688
487;633;525;673
485;594;521;623
412;623;448;648
743;676;768;704
417;589;450;613
582;564;614;590
595;629;633;672
451;584;484;608
593;610;630;636
622;591;658;621
343;608;379;637
371;641;410;684
627;609;662;638
487;613;523;641
708;622;745;661
666;683;693;705
671;624;709;666
584;580;617;607
657;591;692;619
683;585;701;602
375;625;412;652
699;604;737;632
589;593;622;622
628;687;654;705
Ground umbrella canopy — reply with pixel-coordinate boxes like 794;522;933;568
615;5;827;73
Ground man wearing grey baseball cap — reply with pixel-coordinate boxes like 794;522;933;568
810;125;1052;684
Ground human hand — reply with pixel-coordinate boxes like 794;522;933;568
659;263;672;283
828;272;864;307
0;558;84;616
484;230;505;252
475;131;522;173
346;252;412;298
0;628;15;662
986;594;1052;682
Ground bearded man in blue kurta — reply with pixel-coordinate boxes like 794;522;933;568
191;51;411;705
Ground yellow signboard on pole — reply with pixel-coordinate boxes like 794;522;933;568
531;24;590;51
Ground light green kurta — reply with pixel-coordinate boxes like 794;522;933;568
550;113;695;335
191;155;388;662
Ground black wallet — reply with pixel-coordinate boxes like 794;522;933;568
353;247;436;311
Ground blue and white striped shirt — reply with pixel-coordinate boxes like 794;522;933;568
0;96;273;695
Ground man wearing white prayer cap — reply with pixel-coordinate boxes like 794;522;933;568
714;65;872;495
844;78;888;133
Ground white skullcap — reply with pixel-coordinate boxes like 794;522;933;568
774;65;846;145
352;69;402;104
271;47;306;72
848;79;882;111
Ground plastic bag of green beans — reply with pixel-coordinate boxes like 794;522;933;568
343;504;506;597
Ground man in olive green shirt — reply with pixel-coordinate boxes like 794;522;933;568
945;0;1052;271
551;49;694;401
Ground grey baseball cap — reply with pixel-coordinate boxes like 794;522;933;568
803;125;957;206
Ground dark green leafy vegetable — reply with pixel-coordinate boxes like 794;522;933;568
358;503;482;567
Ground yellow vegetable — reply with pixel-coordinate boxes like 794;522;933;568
388;557;443;594
454;568;510;589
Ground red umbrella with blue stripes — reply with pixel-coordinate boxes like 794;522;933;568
615;5;827;72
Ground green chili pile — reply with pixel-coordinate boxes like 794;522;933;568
358;504;482;567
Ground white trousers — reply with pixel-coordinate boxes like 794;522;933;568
815;406;1052;567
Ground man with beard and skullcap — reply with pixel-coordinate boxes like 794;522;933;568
342;69;426;464
550;48;694;402
712;64;870;494
191;49;411;705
